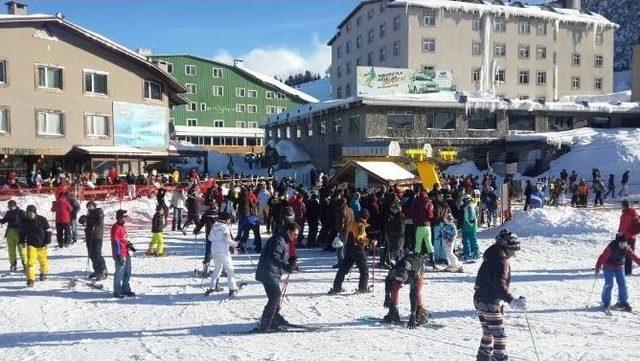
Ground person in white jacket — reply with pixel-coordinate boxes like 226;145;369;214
205;213;239;297
170;187;187;231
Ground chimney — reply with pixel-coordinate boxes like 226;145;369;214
564;0;581;10
6;1;28;15
233;58;244;68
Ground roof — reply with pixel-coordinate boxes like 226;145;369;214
0;13;188;104
72;146;168;157
150;54;319;104
273;140;311;164
331;161;417;185
329;0;381;45
174;125;264;138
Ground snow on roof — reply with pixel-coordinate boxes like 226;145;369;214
559;91;632;104
390;0;617;27
294;77;332;102
274;140;311;164
355;161;416;181
74;146;167;156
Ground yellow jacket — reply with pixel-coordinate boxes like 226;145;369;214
347;220;370;247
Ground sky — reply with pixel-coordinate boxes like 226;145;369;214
26;0;361;77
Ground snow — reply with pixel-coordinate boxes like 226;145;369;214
614;70;633;93
559;91;632;104
355;161;417;181
273;140;311;164
232;63;319;104
294;77;332;102
444;161;483;177
2;195;640;360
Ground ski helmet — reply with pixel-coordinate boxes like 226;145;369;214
495;229;520;251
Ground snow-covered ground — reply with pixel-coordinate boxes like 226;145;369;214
2;195;639;360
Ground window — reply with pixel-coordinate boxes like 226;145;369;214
393;41;401;57
185;65;196;76
536;71;547;85
509;114;535;131
213;86;224;96
236;121;246;128
427;110;456;129
422;38;436;53
379;47;387;62
518;95;530;100
235;104;246;112
495;68;506;82
248;89;258;98
595;31;604;45
307;123;313;136
346;62;352;75
468;111;497;130
472;18;482;31
572;53;581;66
367;9;374;21
247;104;257;113
594;55;603;68
423;11;436;26
368;29;374;43
0;60;5;84
36;111;64;136
295;127;302;138
494;43;506;57
518;71;530;85
276;106;286;113
379;23;386;38
249;121;258;128
337;86;343;98
536;23;547;36
286;127;291;138
423;65;435;71
187;118;198;127
84;70;108;95
356;16;362;26
336;46;342;59
393;16;401;31
186;83;197;94
494;18;506;32
349;115;360;134
472;41;483;56
144;80;162;100
571;76;581;89
214;120;224;127
167;63;173;73
518;22;530;35
266;91;275;99
367;52;373;66
357;57;362;66
0;108;9;133
518;45;530;59
200;103;207;111
472;68;481;82
235;87;246;97
536;46;547;59
266;105;276;114
594;77;603;90
387;113;413;135
332;118;342;134
37;65;63;89
356;35;362;49
549;116;573;131
319;120;327;135
212;67;223;78
587;117;610;128
187;102;197;111
337;66;343;78
346;84;352;97
346;41;352;54
572;30;582;44
379;2;385;12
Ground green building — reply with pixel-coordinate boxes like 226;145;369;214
150;55;318;153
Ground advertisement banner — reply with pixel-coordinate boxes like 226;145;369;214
113;101;168;149
356;66;453;96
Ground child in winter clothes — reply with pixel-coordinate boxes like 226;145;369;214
19;205;52;287
382;253;430;328
595;234;640;312
439;214;462;271
206;213;239;297
462;195;480;260
147;206;166;256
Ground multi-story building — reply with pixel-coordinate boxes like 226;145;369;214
0;2;187;176
328;0;616;101
149;55;318;154
633;44;640;102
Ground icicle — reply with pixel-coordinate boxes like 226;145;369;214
553;64;558;101
481;14;492;92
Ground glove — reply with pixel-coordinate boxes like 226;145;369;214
127;241;137;253
509;296;528;311
407;314;417;329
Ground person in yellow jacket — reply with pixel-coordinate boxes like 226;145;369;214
1;200;27;273
329;209;371;294
171;170;180;184
19;205;52;287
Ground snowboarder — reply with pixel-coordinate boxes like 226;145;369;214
255;222;298;331
205;212;240;297
19;205;52;287
618;200;640;275
328;209;371;294
474;229;527;361
382;253;431;328
78;201;107;280
110;209;136;299
461;195;480;260
1;200;26;273
147;205;166;256
595;233;640;312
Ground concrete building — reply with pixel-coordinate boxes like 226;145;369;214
0;2;187;176
328;0;616;101
633;43;640;102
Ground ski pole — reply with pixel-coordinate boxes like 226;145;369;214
523;309;541;361
371;238;377;292
267;271;291;332
585;275;598;308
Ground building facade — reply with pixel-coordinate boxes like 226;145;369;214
633;44;640;102
0;3;187;176
328;0;616;101
149;55;318;154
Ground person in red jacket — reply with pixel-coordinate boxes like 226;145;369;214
413;190;436;269
595;234;640;312
289;192;306;249
51;193;73;248
618;200;640;275
111;209;135;299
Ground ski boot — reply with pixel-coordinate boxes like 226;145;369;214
614;301;632;312
39;274;47;281
87;272;97;280
476;349;492;361
9;264;17;273
355;286;372;294
94;273;108;281
327;287;345;295
26;280;35;287
382;305;401;324
205;285;224;296
416;306;432;324
228;289;239;298
123;291;136;297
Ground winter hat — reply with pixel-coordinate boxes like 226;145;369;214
495;229;520;251
86;201;97;209
116;209;128;220
26;205;37;214
8;200;17;208
359;209;370;221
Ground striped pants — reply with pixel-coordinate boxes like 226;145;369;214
475;300;507;360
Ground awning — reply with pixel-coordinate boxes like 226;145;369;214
70;146;168;157
331;161;418;187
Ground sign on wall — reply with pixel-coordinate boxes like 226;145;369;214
356;66;453;97
113;101;168;149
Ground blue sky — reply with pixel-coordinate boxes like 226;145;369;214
27;0;361;76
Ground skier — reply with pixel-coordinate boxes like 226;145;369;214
595;233;640;312
255;222;298;331
236;211;262;253
52;192;73;248
328;209;371;294
111;209;136;299
169;185;186;231
78;201;107;280
382;253;430;328
205;212;240;297
593;176;605;206
461;195;480;260
182;184;200;234
618;200;640;275
474;229;527;361
19;205;52;287
386;199;405;265
147;205;166;256
156;187;169;224
1;200;26;273
194;202;219;276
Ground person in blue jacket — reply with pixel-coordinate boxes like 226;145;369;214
236;211;263;253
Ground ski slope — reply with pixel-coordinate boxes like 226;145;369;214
1;196;639;360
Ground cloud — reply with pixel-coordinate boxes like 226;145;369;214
212;35;330;78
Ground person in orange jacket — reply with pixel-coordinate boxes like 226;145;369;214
577;179;589;208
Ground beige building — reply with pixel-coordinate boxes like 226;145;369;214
633;44;640;102
0;2;187;176
329;0;616;101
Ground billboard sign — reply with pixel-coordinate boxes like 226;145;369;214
356;66;453;96
113;101;168;149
